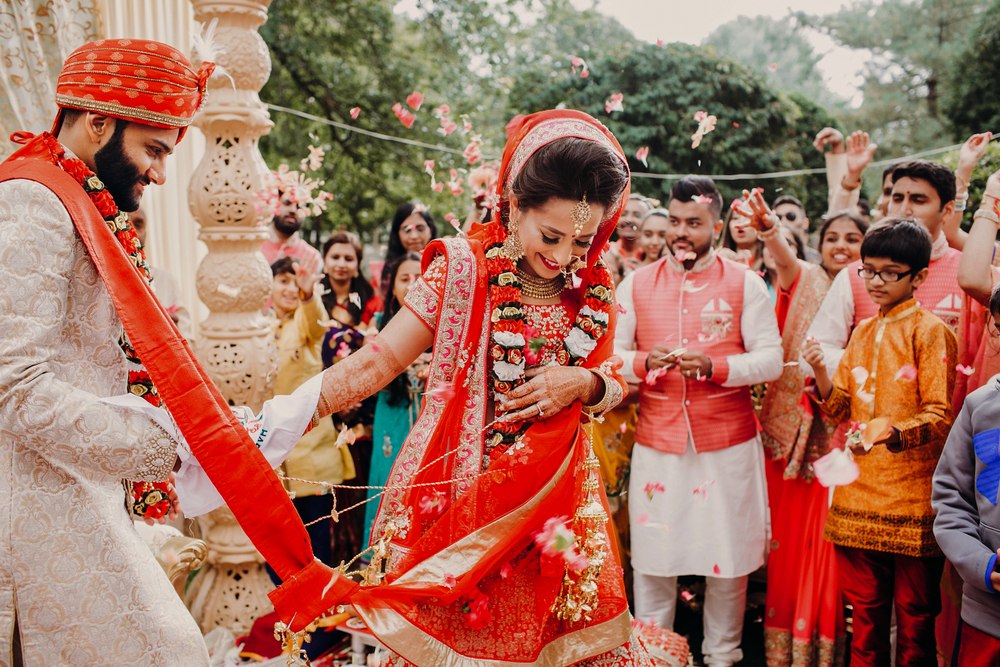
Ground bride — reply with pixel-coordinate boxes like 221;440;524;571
311;109;648;666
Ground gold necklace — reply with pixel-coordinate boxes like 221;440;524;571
516;267;565;299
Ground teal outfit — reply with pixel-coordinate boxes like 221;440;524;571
363;314;427;547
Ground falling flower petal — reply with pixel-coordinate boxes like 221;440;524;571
443;573;457;588
645;367;668;386
894;365;917;381
635;146;649;168
692;194;713;205
856;387;875;404
713;564;721;576
350;107;360;119
432;182;444;192
733;122;739;127
813;448;860;487
419;489;449;516
391;102;416;128
434;103;450;117
643;481;665;500
851;366;870;384
957;364;975;376
656;38;663;47
770;63;777;71
693;479;715;503
335;424;357;449
694;111;708;122
428;381;456;404
605;93;624;114
681;590;694;601
690;112;718;149
217;284;240;298
406;90;424;111
445;212;462;234
674;249;688;263
783;361;799;367
616;303;628;315
619;422;627;434
636;512;650;526
500;561;513;579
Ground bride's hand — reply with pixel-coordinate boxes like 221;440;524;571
496;366;596;423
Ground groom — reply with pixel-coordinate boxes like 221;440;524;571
0;38;349;664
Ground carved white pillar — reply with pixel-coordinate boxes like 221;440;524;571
187;0;278;635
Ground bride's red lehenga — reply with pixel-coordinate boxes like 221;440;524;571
348;110;654;666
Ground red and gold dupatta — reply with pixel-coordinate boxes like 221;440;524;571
353;111;635;665
759;261;836;480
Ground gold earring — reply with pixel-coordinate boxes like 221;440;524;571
502;216;524;261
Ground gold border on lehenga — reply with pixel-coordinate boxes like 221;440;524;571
359;607;632;667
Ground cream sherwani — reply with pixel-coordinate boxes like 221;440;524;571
0;179;208;665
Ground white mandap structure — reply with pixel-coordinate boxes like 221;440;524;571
1;0;283;636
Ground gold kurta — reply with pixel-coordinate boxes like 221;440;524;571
0;179;208;665
819;298;957;557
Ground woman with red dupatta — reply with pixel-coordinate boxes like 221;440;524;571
308;110;651;666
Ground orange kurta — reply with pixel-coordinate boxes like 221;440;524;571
819;298;957;557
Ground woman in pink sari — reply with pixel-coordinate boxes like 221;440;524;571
308;110;653;666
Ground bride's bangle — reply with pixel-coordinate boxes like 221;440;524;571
582;369;621;417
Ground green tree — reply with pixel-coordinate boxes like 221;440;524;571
797;0;986;155
942;0;1000;139
509;43;839;224
704;15;843;109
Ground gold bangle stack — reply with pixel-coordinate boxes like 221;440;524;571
974;207;1000;226
581;369;618;416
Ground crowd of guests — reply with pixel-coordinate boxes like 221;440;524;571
176;124;1000;666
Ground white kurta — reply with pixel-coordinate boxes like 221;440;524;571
614;269;781;578
0;179;209;666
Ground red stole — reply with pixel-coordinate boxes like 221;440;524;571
0;137;355;632
631;254;757;454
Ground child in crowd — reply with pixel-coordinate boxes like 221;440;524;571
268;255;350;571
634;208;668;269
803;219;957;666
931;282;1000;665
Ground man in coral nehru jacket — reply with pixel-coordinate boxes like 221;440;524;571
0;39;216;665
615;176;782;667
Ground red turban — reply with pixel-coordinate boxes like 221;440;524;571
52;38;215;142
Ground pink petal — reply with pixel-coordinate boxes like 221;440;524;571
692;194;713;205
428;381;456;403
656;38;663;47
619;422;627;434
713;564;721;576
350;107;360;119
813;448;860;488
644;367;668;386
580;69;589;78
681;590;694;601
500;561;513;579
770;63;777;71
733;122;739;127
894;364;917;381
443;573;457;588
957;364;976;376
432;182;444;192
694;110;708;122
406;90;424;111
571;56;584;67
636;512;650;525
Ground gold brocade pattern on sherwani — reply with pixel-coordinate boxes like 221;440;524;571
764;627;845;667
818;299;957;557
760;263;835;481
0;180;208;664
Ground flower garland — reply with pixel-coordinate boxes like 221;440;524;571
39;132;171;519
482;219;615;465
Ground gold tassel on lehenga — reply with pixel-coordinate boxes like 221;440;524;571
552;441;609;624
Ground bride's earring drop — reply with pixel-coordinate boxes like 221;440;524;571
503;214;524;261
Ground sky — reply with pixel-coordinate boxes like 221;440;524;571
578;0;872;105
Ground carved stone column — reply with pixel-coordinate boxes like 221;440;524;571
187;0;278;635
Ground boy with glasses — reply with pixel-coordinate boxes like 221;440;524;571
802;219;958;666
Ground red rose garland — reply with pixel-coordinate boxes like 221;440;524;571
39;133;171;519
483;219;615;465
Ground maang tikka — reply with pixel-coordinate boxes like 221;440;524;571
571;193;590;237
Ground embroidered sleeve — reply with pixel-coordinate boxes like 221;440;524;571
890;321;958;453
0;180;177;481
404;255;447;330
